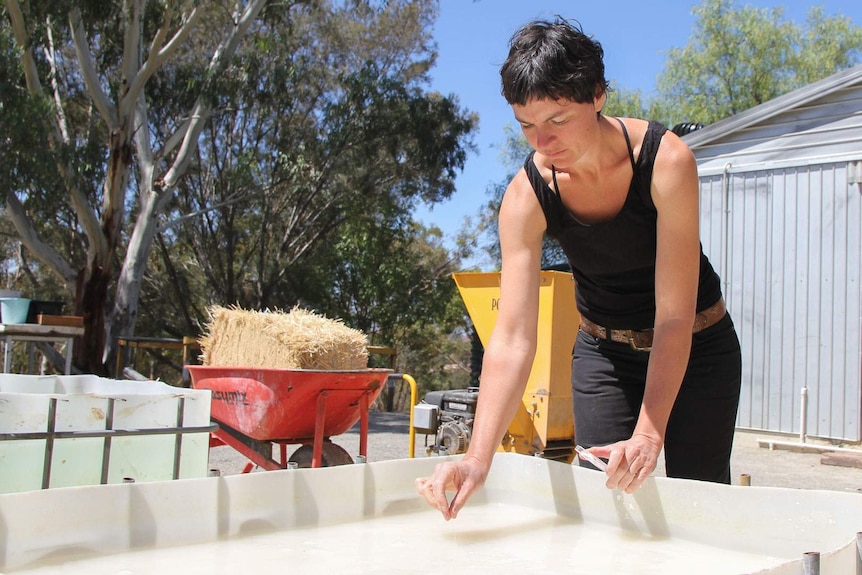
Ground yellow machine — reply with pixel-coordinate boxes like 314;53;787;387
452;271;580;462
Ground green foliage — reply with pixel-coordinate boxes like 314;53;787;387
603;86;649;119
1;0;481;383
128;1;478;390
796;7;862;84
0;19;85;296
656;0;862;126
297;217;473;395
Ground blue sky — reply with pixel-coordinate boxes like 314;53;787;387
417;0;862;269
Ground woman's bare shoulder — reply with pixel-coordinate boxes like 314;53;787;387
651;130;699;208
500;167;547;237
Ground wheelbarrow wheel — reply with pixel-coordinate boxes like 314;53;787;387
288;442;354;468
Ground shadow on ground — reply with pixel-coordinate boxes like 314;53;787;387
348;411;411;434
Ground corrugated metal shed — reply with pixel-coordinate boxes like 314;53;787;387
684;64;862;442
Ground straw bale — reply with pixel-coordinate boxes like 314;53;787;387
199;305;368;370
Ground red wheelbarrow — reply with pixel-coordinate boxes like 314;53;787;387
187;366;391;469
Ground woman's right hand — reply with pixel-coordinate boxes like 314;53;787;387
414;456;489;521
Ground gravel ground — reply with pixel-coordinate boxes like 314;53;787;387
206;411;862;494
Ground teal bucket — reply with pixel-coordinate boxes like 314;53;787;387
0;298;31;324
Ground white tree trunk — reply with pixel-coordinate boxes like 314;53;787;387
105;0;269;368
5;0;270;373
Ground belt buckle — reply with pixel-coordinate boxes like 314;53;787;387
628;330;652;351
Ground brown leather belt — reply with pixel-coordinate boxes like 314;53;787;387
579;297;726;352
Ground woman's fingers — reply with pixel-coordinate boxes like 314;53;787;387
589;441;660;493
415;463;463;521
415;459;487;520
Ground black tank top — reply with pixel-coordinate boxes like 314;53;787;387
524;120;722;329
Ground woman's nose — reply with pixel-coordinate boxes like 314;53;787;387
535;129;553;151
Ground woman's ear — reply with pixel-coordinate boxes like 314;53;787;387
594;89;607;115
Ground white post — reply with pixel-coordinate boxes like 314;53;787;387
855;532;861;575
802;551;819;575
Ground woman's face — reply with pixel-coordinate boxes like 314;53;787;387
512;94;605;168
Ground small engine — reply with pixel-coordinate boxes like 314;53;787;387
412;387;479;456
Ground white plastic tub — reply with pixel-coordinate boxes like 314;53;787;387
0;453;859;574
0;374;212;493
0;298;30;324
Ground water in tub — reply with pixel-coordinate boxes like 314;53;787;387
10;501;785;574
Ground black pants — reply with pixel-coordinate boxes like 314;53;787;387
572;313;742;483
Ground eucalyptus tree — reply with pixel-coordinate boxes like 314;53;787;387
3;0;477;376
141;2;476;335
3;0;310;373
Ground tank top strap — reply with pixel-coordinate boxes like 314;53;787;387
614;117;637;172
523;151;564;236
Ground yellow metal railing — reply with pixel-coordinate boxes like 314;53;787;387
368;346;417;458
402;373;418;458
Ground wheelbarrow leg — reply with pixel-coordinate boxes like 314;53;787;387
211;418;285;472
313;391;328;468
359;391;370;459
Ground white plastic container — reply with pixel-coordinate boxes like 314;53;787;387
0;374;212;493
0;454;861;574
0;297;31;324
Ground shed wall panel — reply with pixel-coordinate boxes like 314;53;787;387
700;164;861;441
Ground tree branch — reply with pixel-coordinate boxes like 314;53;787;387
160;0;268;194
160;116;190;160
68;7;118;129
156;190;254;234
126;5;202;105
6;1;105;268
43;19;70;142
4;0;42;95
132;5;202;176
3;192;77;284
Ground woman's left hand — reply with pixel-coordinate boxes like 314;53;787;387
585;435;663;493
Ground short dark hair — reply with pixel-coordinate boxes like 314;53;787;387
500;17;610;106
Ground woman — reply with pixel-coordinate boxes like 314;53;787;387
416;18;741;521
